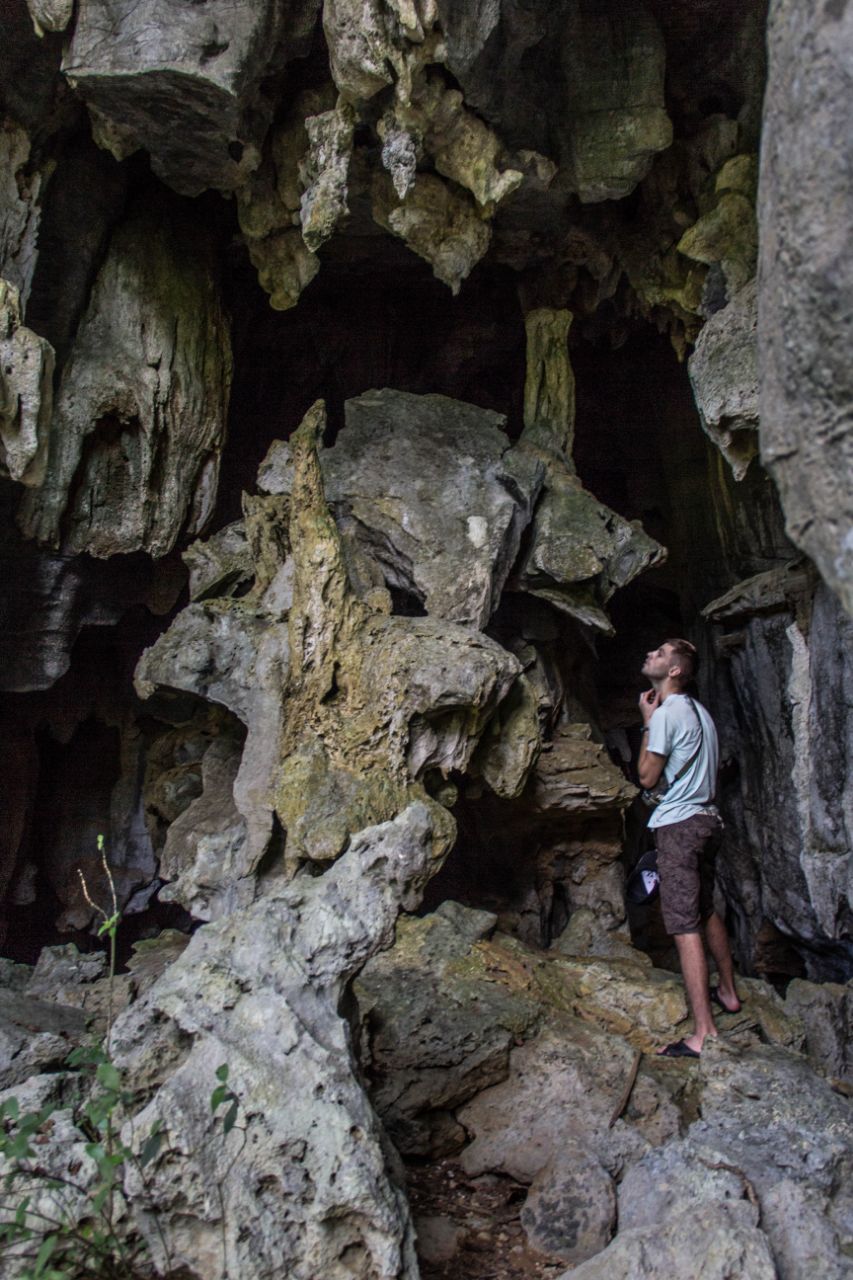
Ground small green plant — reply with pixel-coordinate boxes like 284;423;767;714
0;836;160;1278
0;835;243;1279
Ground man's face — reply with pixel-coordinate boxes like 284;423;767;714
641;642;676;681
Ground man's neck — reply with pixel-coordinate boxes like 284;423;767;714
651;676;684;703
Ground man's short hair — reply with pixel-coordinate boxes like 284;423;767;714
663;637;698;683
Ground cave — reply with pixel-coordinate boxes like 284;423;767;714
1;0;852;1277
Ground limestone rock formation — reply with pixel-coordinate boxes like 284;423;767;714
559;0;672;203
18;207;232;557
63;0;321;195
689;279;758;480
0;278;54;487
514;308;666;630
758;0;853;618
261;388;545;627
0;121;44;307
136;397;541;914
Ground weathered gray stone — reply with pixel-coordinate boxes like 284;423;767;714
261;389;546;629
355;902;537;1157
299;101;356;251
515;471;666;633
113;802;447;1280
705;576;853;973
530;724;637;816
758;0;853;618
678;154;759;297
689;279;758;480
520;1149;615;1264
0;120;44;307
18;209;232;557
63;0;321;195
183;521;253;603
514;312;665;629
0;988;87;1089
557;1202;776;1280
784;977;852;1083
0;277;54;487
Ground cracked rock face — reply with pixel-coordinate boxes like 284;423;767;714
758;0;853;618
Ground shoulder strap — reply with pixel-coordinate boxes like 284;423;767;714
670;696;703;785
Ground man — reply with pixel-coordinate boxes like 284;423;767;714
637;638;741;1057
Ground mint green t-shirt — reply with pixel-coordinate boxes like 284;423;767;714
646;693;719;829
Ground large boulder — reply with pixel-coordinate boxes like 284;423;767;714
108;804;449;1280
62;0;321;195
758;0;853;618
259;389;546;629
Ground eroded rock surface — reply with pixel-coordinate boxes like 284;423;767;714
758;0;853;618
63;0;321;195
18;207;232;557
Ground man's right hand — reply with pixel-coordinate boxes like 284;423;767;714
639;688;661;725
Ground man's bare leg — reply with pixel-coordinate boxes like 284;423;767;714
660;931;718;1053
705;911;741;1011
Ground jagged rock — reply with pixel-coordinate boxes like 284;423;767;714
25;0;73;33
521;308;575;458
470;674;541;800
0;120;44;306
515;471;666;632
235;86;340;307
156;735;249;921
0;277;54;486
530;724;637;816
559;0;672;203
758;0;853;618
183;521;253;603
689;279;758;480
513;307;666;629
372;171;493;293
137;398;535;906
18;208;232;557
557;1202;776;1280
299;102;356;250
702;558;815;621
112;802;449;1280
678;154;759;295
552;908;651;966
784;978;852;1083
63;0;321;195
380;73;523;209
0;987;87;1088
355;903;539;1157
705;580;853;971
457;1025;652;1183
614;1040;853;1278
261;389;546;628
693;1040;853;1202
323;0;443;104
520;1150;616;1264
136;599;287;891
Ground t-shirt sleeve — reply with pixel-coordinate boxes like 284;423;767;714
647;705;670;757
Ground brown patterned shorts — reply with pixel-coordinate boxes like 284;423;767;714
655;811;722;935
